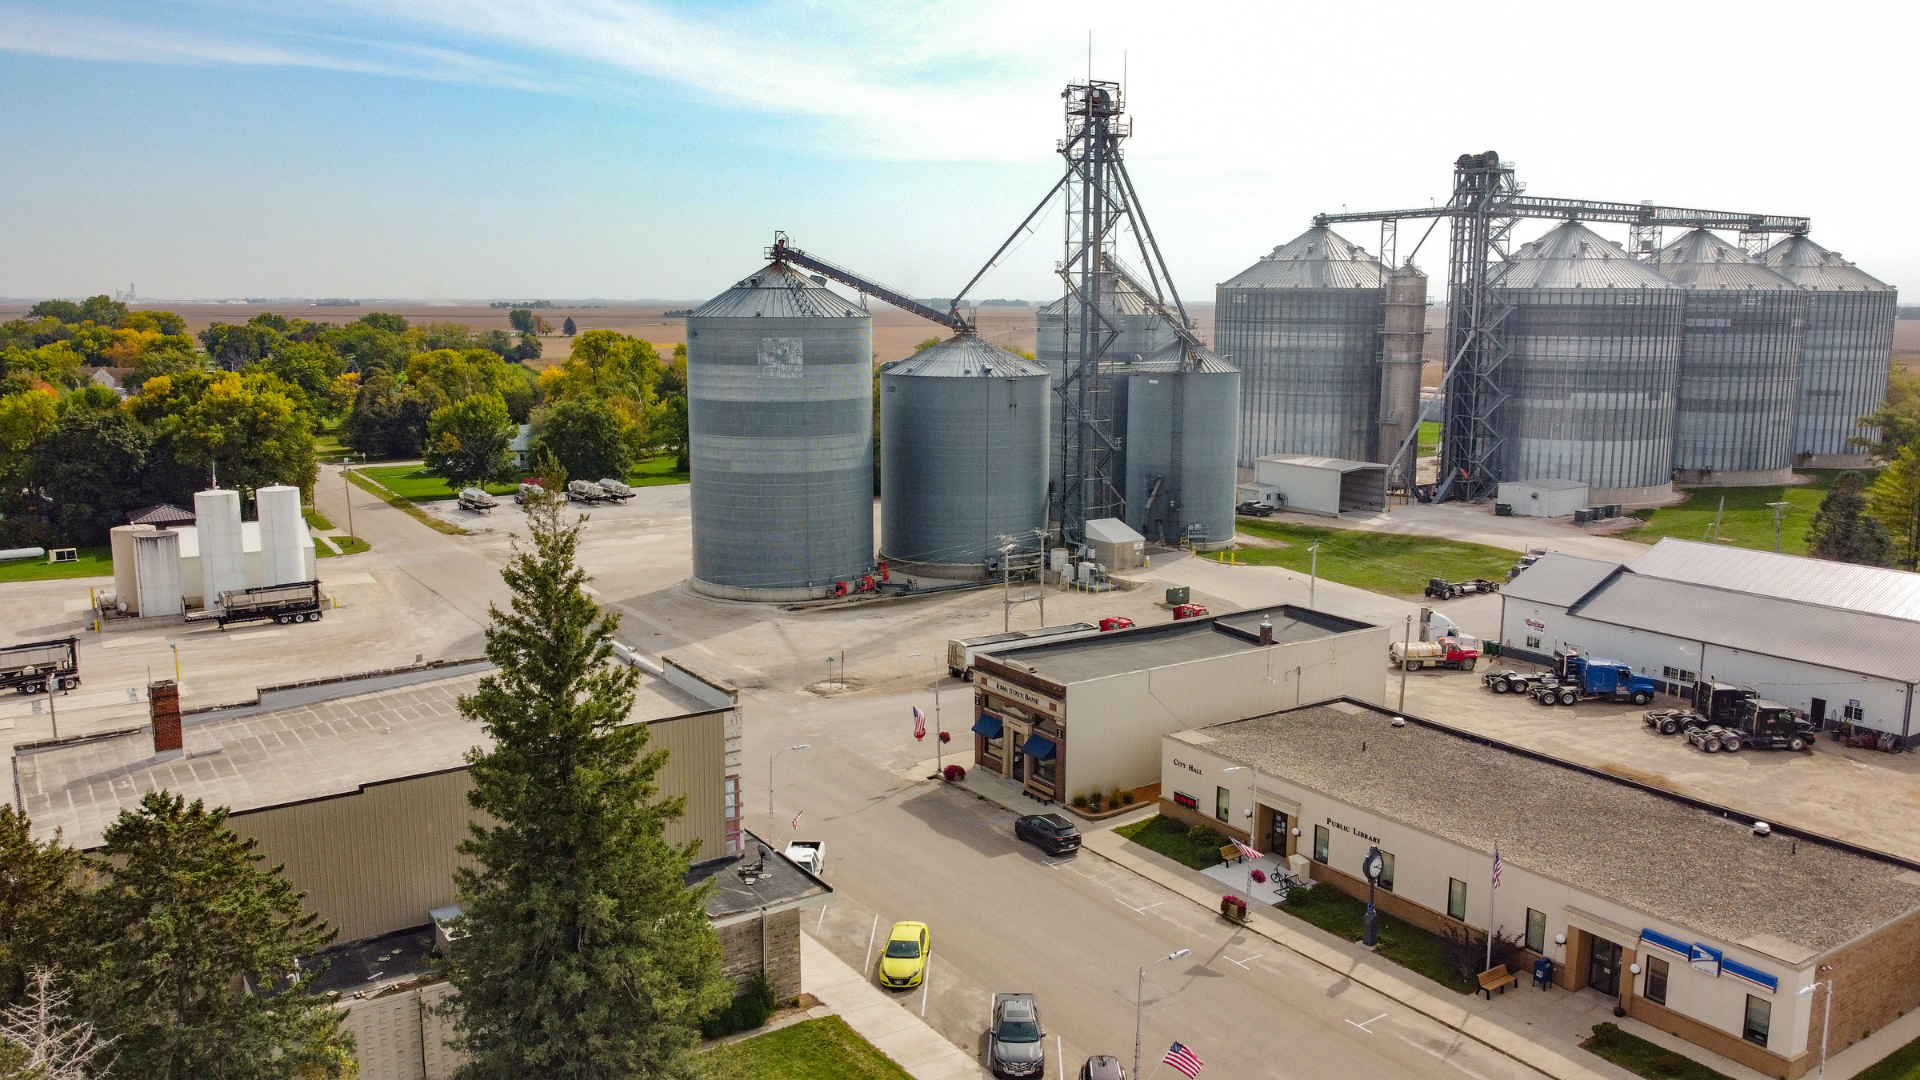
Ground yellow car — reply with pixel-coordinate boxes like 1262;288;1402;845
879;921;930;990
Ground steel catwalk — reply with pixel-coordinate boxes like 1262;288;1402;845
1125;344;1241;550
879;334;1049;576
1215;226;1387;466
1648;230;1806;480
1762;235;1897;459
686;260;874;600
1491;222;1684;501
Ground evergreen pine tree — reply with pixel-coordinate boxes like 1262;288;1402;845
1807;470;1894;566
0;808;83;1009
73;791;352;1080
562;316;577;337
443;465;727;1079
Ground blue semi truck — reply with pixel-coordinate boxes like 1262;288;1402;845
1531;651;1658;707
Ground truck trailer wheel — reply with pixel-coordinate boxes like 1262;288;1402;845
1631;691;1650;706
1702;737;1721;753
1659;718;1680;735
1721;736;1741;752
1789;736;1807;752
1535;692;1555;707
1558;689;1578;706
1404;660;1419;672
1462;658;1477;672
1491;679;1509;694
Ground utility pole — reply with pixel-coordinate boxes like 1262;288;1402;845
1710;495;1726;543
1308;542;1320;609
1767;501;1792;553
1398;615;1412;712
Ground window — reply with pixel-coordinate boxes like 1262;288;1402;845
1661;666;1697;683
1313;825;1330;863
1378;851;1395;892
1526;636;1542;650
1526;909;1546;954
1744;995;1771;1047
1216;786;1232;823
1644;957;1669;1006
1447;879;1467;921
1844;701;1865;722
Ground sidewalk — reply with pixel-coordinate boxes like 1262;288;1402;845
800;932;991;1080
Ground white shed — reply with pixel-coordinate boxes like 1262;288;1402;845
1082;517;1145;570
1496;479;1588;518
1251;455;1387;517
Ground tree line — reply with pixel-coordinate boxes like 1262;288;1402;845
1;474;729;1080
1812;369;1920;569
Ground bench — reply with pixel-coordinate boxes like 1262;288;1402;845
1478;966;1519;999
1220;844;1242;865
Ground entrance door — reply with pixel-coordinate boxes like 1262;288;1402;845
1268;811;1290;857
1810;698;1827;729
1588;937;1622;996
1011;737;1026;782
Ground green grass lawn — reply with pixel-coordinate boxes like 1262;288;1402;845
629;455;690;486
358;456;687;502
346;470;470;536
303;508;336;531
1417;419;1439;458
1580;1022;1732;1080
1854;1033;1920;1080
1279;881;1477;995
1626;470;1877;557
1114;815;1231;871
692;1017;913;1080
0;546;112;583
316;535;371;558
1229;519;1519;598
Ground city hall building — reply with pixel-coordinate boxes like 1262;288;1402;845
1160;701;1920;1079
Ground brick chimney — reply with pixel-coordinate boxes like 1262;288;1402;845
150;679;182;758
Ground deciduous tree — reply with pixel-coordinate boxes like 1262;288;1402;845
131;371;318;495
442;469;727;1080
1808;470;1893;566
531;397;630;483
426;393;517;490
32;407;157;546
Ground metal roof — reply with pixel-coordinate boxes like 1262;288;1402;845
1133;341;1239;373
886;333;1046;378
1219;226;1387;290
690;260;870;319
1038;270;1162;318
1494;221;1678;290
1628;538;1920;622
1760;235;1893;293
1253;453;1387;474
1570;573;1920;683
1650;229;1800;290
1502;552;1624;607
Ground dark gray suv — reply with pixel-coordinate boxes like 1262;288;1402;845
1080;1055;1127;1079
990;992;1045;1078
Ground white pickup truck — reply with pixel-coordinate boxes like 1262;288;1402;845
784;841;826;876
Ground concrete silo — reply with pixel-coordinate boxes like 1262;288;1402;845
686;261;875;600
1125;343;1241;550
1215;226;1387;467
1491;221;1685;505
879;334;1049;577
1377;264;1428;486
1649;230;1807;485
1761;235;1897;464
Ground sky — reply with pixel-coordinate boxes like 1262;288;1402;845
0;0;1912;303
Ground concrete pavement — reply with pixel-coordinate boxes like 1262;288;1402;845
801;932;991;1079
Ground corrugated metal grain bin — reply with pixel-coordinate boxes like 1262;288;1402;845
1762;235;1897;463
1125;344;1241;550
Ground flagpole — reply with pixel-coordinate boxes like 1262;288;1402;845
1487;840;1497;973
935;684;943;775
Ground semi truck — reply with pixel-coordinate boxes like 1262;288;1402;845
1;637;80;694
1644;682;1755;735
1685;698;1817;753
1532;652;1656;706
1390;636;1481;672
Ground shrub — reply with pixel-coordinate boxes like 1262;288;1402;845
1088;792;1104;812
1586;1022;1622;1049
702;974;777;1039
1108;787;1125;807
1121;791;1136;805
1652;1052;1688;1076
1186;823;1220;846
941;764;965;782
1445;923;1525;980
1072;794;1089;809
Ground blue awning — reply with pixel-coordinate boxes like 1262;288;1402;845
1022;733;1057;761
972;714;1004;738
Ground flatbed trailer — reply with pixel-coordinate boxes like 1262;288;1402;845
1;637;80;694
190;580;325;628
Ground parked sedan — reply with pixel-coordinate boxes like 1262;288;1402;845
878;921;930;990
1015;813;1081;855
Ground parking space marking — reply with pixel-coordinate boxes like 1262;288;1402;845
920;953;932;1016
1346;1012;1388;1033
1116;898;1164;914
1226;954;1263;969
863;914;878;976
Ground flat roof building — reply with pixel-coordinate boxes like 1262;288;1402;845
1500;538;1920;744
972;604;1387;803
1161;701;1920;1079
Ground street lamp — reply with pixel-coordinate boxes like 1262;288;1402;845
1135;948;1192;1079
1223;766;1260;898
1799;969;1835;1079
769;744;811;838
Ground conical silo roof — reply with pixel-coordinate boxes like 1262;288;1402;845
1649;229;1799;290
888;333;1046;378
1038;269;1162;318
1760;235;1892;292
1494;221;1677;289
1221;226;1387;289
691;260;870;318
1134;341;1238;373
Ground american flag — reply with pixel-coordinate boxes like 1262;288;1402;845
1232;838;1263;862
1492;843;1502;889
913;706;927;740
791;810;803;830
1163;1041;1204;1078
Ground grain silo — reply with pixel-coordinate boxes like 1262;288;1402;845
1216;226;1387;467
1491;221;1685;504
194;487;245;610
1376;264;1428;485
1037;265;1174;505
256;484;308;586
686;261;874;600
1761;235;1897;464
1648;230;1807;485
879;334;1049;577
1124;343;1240;550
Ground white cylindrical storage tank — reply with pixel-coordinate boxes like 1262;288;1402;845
1125;344;1242;550
880;334;1049;578
686;260;875;600
110;524;152;612
194;488;246;610
132;530;184;618
256;485;306;586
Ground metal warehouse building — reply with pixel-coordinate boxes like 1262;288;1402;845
1499;539;1920;745
1161;701;1920;1079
